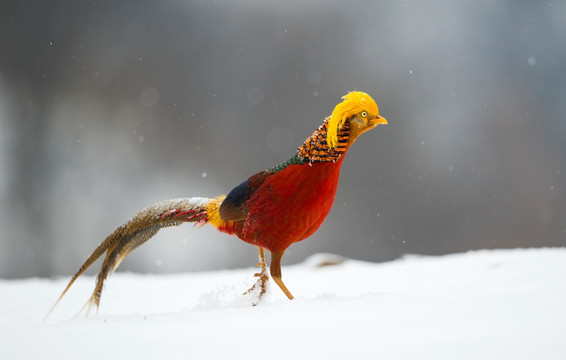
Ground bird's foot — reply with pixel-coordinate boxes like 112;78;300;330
243;265;270;305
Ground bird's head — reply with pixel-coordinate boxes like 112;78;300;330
326;91;387;148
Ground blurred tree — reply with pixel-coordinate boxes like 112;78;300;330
0;0;564;278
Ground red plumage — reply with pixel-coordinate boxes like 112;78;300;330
238;158;344;253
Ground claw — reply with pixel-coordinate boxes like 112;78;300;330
243;247;269;305
243;271;269;305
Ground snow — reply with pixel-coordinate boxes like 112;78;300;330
1;248;565;359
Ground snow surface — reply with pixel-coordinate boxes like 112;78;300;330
1;248;565;359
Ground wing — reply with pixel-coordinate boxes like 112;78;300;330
219;171;275;221
219;153;308;221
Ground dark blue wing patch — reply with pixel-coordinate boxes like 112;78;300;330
219;171;274;221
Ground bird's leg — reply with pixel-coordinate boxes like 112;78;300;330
270;251;294;300
243;247;270;304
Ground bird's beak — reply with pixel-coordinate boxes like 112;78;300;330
370;115;388;127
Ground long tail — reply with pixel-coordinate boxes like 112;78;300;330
45;196;226;319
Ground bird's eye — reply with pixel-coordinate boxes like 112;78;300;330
361;111;368;117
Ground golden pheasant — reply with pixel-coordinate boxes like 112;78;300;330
47;91;387;316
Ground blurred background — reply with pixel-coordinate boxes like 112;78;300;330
1;0;565;279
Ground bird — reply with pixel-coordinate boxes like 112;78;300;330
46;91;387;317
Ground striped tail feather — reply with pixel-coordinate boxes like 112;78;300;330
45;196;220;318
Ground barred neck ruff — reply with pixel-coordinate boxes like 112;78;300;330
298;117;350;163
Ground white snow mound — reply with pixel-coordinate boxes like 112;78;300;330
1;248;565;359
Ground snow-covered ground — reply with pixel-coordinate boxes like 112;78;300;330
1;248;565;359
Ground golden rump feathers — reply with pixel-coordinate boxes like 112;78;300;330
326;91;380;148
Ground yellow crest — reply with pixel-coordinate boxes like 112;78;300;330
327;91;379;148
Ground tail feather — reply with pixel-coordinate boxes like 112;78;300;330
45;197;216;319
